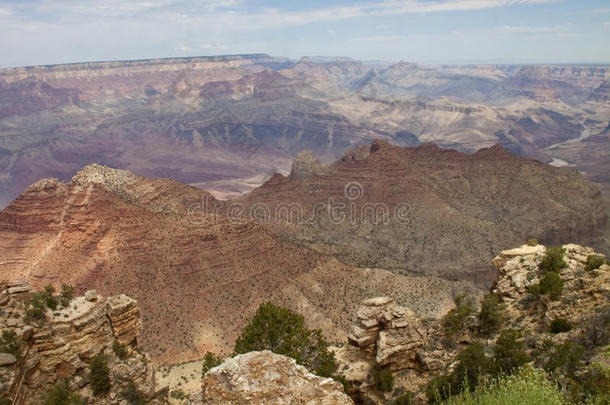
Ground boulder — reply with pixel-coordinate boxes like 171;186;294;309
0;353;17;366
201;350;353;404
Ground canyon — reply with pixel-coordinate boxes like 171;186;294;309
0;55;608;208
0;140;607;367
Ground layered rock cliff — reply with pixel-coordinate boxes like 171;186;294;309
0;283;167;404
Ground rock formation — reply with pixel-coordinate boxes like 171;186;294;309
201;350;353;404
0;282;167;404
337;242;609;404
242;141;609;283
0;164;475;364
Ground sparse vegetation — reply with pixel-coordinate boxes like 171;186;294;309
233;302;337;378
89;353;111;395
478;294;504;336
585;254;606;271
372;365;394;392
549;318;571;334
538;271;564;300
0;329;22;359
390;391;414;404
527;239;539;247
539;246;567;274
427;342;491;403
542;341;585;379
492;330;530;376
43;285;58;310
170;389;189;400
441;366;567;405
201;352;223;377
43;379;85;405
112;341;128;360
443;294;475;337
60;284;75;307
121;382;145;405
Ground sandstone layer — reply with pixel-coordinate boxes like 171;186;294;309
0;283;167;404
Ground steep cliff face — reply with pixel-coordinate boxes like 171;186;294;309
0;282;167;404
0;164;477;364
241;141;609;283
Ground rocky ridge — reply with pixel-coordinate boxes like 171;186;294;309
241;141;609;283
0;282;167;404
0;163;477;364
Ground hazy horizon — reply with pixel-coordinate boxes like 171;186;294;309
1;0;609;68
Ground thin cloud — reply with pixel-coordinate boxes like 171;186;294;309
175;43;192;52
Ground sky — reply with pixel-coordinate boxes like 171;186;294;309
0;0;609;68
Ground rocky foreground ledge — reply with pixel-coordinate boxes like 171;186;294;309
0;282;168;404
333;243;610;403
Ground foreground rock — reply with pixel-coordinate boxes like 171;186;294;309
338;243;610;404
201;350;353;404
0;283;168;404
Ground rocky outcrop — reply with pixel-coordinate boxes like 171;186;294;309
201;350;353;404
347;297;451;375
338;242;610;404
0;283;167;404
491;244;547;299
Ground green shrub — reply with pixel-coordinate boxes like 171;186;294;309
121;382;145;405
550;318;571;334
60;284;75;307
233;302;337;377
170;389;189;400
427;342;491;403
539;271;564;300
201;352;223;377
0;330;22;358
427;373;459;403
112;341;128;359
585;255;606;271
441;365;567;405
390;391;414;404
493;330;530;376
43;285;58;310
24;293;47;324
372;366;394;392
539;247;567;274
443;294;475;337
478;294;504;336
43;379;85;405
89;353;111;395
543;341;585;379
581;363;610;401
527;239;539;247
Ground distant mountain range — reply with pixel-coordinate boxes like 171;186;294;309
0;54;608;208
